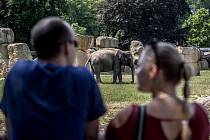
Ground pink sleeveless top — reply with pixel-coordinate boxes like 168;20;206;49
105;103;209;140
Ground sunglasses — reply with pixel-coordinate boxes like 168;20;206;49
67;39;78;48
57;39;78;48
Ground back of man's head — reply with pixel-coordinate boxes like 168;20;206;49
31;17;75;60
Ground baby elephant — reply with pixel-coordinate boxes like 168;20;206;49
86;48;134;84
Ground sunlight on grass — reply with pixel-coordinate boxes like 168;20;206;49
99;71;210;126
0;71;209;130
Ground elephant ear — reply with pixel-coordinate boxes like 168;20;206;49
116;50;122;59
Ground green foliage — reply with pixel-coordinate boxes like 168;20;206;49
0;0;9;27
99;0;190;46
0;0;101;46
202;0;210;10
115;30;125;41
0;0;69;44
64;0;100;36
72;23;87;35
99;71;210;125
183;8;210;47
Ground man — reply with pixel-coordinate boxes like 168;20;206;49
1;17;106;140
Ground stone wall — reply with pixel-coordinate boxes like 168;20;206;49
130;40;144;64
74;50;89;68
74;35;94;68
8;43;32;68
130;40;144;55
1;28;206;77
177;46;201;76
76;35;94;51
0;28;14;44
199;50;210;70
0;28;32;78
0;44;9;76
96;36;119;48
200;59;209;70
0;28;14;78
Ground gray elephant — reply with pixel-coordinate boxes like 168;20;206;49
86;48;134;83
207;56;210;68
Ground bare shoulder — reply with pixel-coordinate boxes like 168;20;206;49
111;105;133;129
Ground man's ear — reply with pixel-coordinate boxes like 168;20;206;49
63;43;69;56
149;64;159;79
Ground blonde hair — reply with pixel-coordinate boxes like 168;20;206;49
148;42;192;140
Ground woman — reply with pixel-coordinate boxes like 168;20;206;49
105;42;209;140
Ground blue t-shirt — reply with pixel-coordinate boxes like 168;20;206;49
1;60;106;140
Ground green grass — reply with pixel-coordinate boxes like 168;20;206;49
98;75;150;127
0;71;210;130
99;71;210;126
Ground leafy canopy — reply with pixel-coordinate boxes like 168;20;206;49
183;8;210;47
0;0;100;45
99;0;190;47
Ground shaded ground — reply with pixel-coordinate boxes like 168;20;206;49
0;71;210;134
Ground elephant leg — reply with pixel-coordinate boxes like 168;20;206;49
118;70;122;84
131;66;134;83
113;55;121;84
121;66;125;72
113;70;118;84
93;64;102;83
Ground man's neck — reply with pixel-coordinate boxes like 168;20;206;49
38;57;68;67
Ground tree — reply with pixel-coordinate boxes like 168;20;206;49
0;0;8;27
187;0;210;11
0;0;102;45
72;23;87;35
64;0;101;36
183;8;210;47
0;0;69;44
99;0;190;48
202;0;210;10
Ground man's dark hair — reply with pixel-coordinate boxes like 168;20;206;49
31;17;75;60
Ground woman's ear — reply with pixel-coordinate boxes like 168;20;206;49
149;64;159;79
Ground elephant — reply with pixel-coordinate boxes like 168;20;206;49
207;56;210;68
86;48;134;84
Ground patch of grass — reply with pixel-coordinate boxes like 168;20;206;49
190;71;210;98
99;71;210;126
98;75;151;126
0;71;209;130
